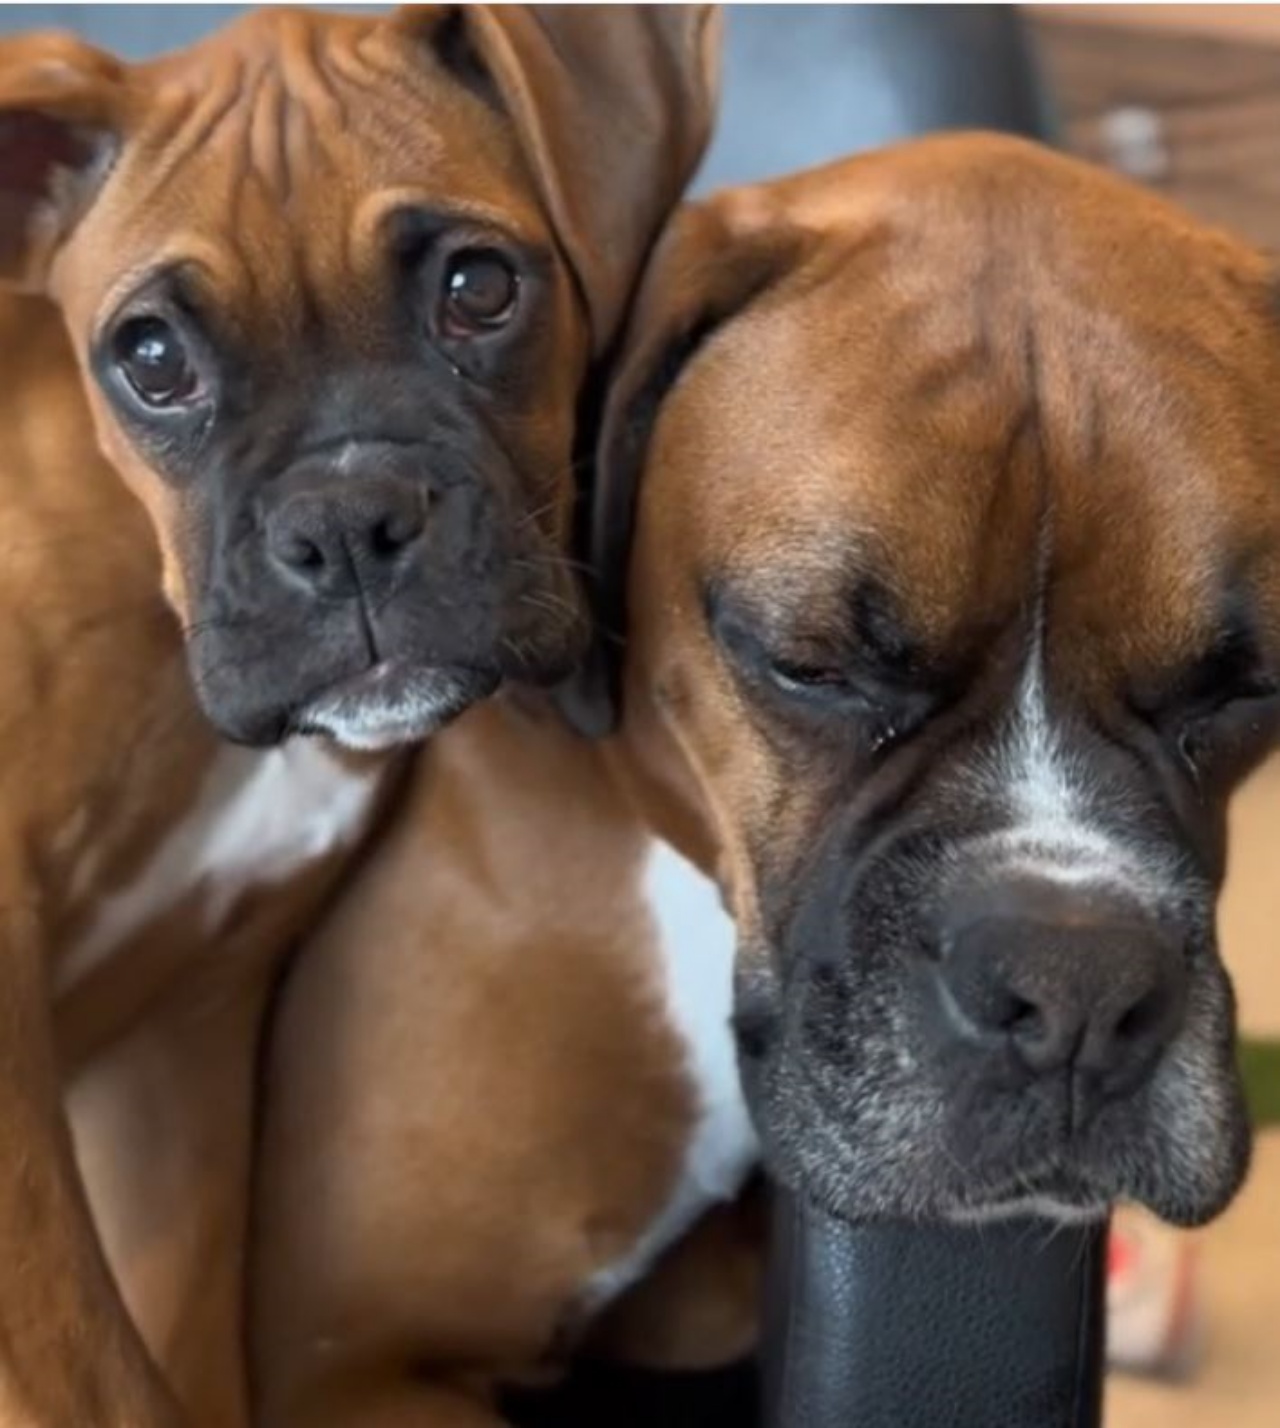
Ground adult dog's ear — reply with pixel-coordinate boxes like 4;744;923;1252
0;32;128;291
559;193;806;737
395;4;721;355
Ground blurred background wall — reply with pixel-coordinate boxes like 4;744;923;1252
4;4;1280;248
1;3;1055;187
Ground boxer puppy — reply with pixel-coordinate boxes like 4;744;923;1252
0;7;716;1425
250;133;1280;1426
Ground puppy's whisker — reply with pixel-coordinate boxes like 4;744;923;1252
512;497;561;533
518;589;579;628
513;551;595;578
181;613;254;642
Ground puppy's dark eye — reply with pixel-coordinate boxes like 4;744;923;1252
440;249;519;334
112;317;200;407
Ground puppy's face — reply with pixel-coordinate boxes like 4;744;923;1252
0;6;716;746
600;137;1280;1227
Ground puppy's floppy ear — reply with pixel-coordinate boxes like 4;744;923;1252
396;4;721;355
558;192;805;738
0;32;129;291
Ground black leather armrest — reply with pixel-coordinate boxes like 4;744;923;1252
762;1189;1107;1428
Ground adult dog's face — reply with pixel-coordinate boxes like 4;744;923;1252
590;136;1280;1227
0;6;717;746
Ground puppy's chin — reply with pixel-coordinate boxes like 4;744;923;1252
291;662;500;751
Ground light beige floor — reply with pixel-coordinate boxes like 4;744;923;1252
1108;758;1280;1427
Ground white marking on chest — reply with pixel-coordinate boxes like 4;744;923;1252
583;840;759;1312
61;741;380;989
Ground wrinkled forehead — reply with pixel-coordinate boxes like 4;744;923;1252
643;226;1280;687
52;10;546;326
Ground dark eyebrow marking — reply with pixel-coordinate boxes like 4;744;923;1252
1182;611;1274;706
1134;594;1276;719
848;578;926;679
704;573;938;693
384;204;551;267
94;261;220;343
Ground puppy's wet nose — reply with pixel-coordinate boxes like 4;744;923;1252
933;894;1187;1105
267;478;427;599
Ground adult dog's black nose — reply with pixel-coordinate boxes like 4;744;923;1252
267;477;427;600
933;887;1187;1108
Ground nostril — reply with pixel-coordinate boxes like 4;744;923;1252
369;506;425;559
999;995;1041;1037
370;518;401;558
1111;974;1182;1052
278;533;325;571
939;962;1043;1044
1115;992;1159;1045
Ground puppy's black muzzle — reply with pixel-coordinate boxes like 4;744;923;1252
263;441;466;608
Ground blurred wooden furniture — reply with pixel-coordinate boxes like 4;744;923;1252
1030;4;1280;248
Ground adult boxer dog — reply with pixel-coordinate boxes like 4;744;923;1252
250;133;1280;1425
0;7;716;1425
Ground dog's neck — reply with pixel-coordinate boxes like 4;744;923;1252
599;681;727;894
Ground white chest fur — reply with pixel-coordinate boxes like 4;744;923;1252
585;839;759;1310
60;740;380;990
